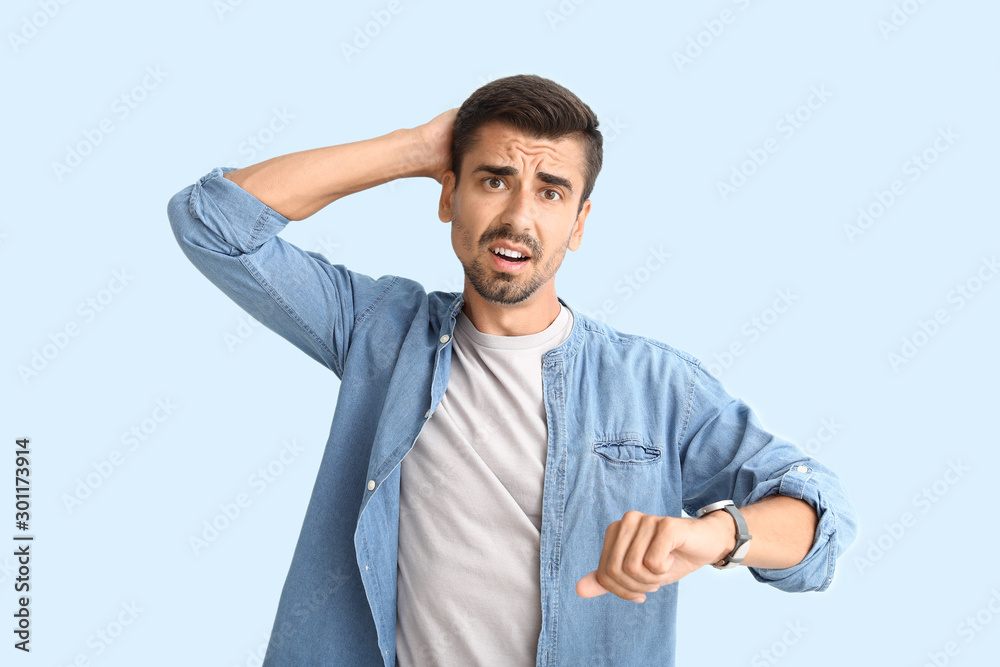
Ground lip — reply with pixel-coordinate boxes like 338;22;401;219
488;240;532;258
489;249;530;272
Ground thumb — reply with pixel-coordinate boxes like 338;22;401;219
575;570;608;598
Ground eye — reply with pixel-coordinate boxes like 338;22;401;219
543;189;561;201
485;176;506;189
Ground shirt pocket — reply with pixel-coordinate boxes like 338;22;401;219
592;433;661;466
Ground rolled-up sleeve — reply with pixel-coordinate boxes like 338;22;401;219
678;363;857;592
166;166;396;378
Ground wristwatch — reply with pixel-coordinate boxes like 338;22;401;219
696;500;753;570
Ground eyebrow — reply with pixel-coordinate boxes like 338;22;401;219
471;164;574;195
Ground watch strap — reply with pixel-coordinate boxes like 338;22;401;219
696;500;753;570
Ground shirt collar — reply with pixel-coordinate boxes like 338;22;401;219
444;291;584;362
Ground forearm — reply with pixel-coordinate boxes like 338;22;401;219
740;495;818;569
576;494;821;602
223;127;434;221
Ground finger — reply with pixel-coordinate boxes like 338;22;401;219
575;571;608;598
598;515;648;602
621;517;665;587
596;520;621;577
643;521;680;578
594;521;640;602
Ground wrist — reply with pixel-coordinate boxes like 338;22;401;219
410;115;455;183
391;127;441;180
700;508;738;565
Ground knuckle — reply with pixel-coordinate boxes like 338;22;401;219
622;559;642;578
643;554;667;575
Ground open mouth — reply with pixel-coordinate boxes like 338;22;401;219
489;248;530;263
489;248;531;272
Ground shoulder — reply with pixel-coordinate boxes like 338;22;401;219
573;308;704;371
568;308;736;412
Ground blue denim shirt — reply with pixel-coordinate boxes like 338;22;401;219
167;167;857;666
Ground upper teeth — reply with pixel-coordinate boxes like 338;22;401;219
493;247;524;259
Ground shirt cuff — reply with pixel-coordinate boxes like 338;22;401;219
190;166;293;255
741;462;847;593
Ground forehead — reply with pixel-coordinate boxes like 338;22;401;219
466;121;586;184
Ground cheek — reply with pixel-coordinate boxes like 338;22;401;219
451;218;476;256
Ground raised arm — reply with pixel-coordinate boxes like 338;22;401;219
166;109;457;376
224;108;457;221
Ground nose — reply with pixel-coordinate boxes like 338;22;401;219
499;183;536;232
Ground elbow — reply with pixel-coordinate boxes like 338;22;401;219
165;185;223;266
166;187;195;245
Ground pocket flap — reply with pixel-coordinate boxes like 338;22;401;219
593;435;661;464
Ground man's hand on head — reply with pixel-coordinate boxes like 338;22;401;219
575;509;738;603
415;108;459;184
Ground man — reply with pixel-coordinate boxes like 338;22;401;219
167;74;856;666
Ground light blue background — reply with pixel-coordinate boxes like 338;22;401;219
5;1;999;665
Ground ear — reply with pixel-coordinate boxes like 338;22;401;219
438;171;456;223
567;198;591;252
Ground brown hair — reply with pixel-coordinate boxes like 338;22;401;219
452;74;603;213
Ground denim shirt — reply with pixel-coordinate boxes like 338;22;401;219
167;167;858;667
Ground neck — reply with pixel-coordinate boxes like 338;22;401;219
460;283;562;336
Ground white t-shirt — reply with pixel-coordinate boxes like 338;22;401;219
396;303;574;666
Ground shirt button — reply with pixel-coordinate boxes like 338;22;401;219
367;480;376;491
440;334;450;344
424;409;431;418
796;465;808;473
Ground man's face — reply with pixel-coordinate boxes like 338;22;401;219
438;121;592;306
